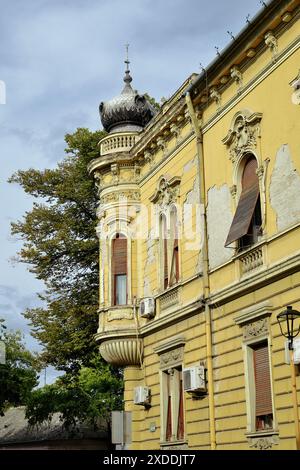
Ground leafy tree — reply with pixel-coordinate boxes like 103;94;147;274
0;321;38;415
9;128;105;372
25;356;123;432
9;128;124;427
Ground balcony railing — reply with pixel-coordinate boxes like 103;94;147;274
100;132;140;156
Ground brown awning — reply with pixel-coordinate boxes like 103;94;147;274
225;183;259;247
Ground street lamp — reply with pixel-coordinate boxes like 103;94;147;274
277;306;300;450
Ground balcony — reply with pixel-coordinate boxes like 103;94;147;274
95;306;143;366
235;242;265;276
100;132;140;156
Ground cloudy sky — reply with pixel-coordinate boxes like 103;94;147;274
0;0;264;383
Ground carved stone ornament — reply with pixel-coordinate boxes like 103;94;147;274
248;433;279;450
150;176;181;208
264;31;278;60
230;65;243;90
222;109;262;162
100;190;140;205
159;347;184;369
107;308;134;322
243;318;268;341
111;163;119;184
94;170;103;194
144;150;153;165
210;87;221;108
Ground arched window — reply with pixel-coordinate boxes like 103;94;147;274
225;155;262;250
112;234;127;305
170;206;179;286
160;214;169;289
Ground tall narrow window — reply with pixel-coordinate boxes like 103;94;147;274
225;155;262;250
170;207;179;286
160;214;168;289
253;342;273;431
163;368;185;442
112;234;127;305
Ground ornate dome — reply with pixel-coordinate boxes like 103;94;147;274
99;69;156;134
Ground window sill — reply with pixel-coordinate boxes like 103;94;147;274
245;430;279;450
160;440;188;450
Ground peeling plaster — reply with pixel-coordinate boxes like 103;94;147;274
270;144;300;232
207;184;233;269
183;156;197;174
143;228;156;297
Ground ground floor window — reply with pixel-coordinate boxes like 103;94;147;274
162;367;185;442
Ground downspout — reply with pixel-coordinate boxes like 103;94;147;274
185;92;216;450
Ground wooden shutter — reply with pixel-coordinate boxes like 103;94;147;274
225;157;259;247
112;236;127;275
177;377;184;440
253;343;273;417
161;215;168;289
166;374;172;441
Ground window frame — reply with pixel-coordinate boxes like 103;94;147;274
226;152;264;251
243;335;276;434
109;232;131;306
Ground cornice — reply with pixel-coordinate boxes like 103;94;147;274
187;0;299;102
140;299;204;336
209;251;300;307
202;33;300;134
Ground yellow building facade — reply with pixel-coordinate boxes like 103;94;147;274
89;0;300;450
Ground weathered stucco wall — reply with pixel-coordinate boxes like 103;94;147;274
207;184;233;269
270;144;300;233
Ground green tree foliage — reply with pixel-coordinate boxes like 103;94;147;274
9;128;124;428
0;321;38;415
9;128;105;372
25;356;123;430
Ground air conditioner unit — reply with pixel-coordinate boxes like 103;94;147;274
183;365;206;393
285;339;300;364
139;297;155;319
133;386;151;406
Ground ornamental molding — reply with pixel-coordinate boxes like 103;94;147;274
159;347;184;369
107;307;134;322
234;300;273;325
154;336;185;354
100;190;140;205
210;87;221;109
99;338;143;366
222;109;263;162
149;176;181;207
243;318;269;341
230;65;243;90
264;31;278;61
247;432;279;450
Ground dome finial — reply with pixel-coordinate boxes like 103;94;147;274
123;43;132;87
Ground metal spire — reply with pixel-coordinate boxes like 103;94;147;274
123;43;132;88
125;43;130;71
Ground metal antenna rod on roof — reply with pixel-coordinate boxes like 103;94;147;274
227;31;235;41
259;1;267;7
246;14;251;24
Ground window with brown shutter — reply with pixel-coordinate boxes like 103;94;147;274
160;215;169;289
225;155;262;249
112;234;127;305
253;342;273;431
170;207;179;286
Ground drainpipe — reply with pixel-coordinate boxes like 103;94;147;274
185;92;216;450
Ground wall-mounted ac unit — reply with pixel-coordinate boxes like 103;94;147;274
139;298;155;319
133;386;151;406
183;365;206;393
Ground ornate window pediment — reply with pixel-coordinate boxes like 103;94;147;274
150;176;181;208
222;110;262;163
